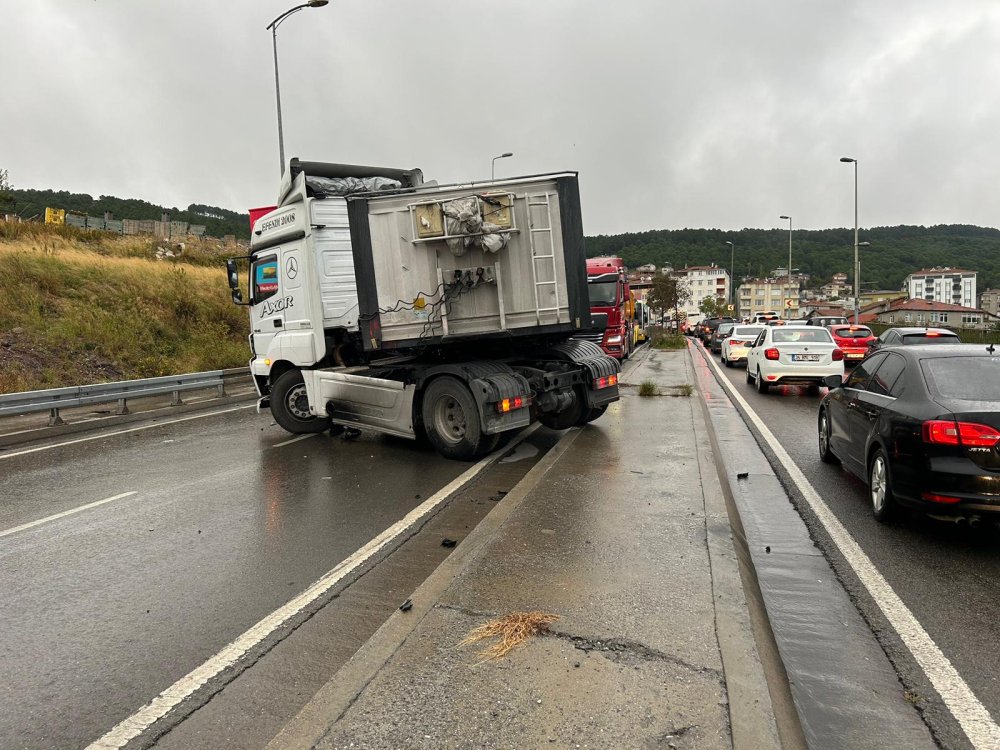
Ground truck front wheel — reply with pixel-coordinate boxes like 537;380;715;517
421;376;489;461
270;370;331;434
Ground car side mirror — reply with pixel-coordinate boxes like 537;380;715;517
823;374;843;389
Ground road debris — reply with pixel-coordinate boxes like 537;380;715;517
461;611;560;661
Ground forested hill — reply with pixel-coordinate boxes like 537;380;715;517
7;188;250;239
585;225;1000;291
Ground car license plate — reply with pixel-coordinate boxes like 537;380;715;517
847;352;864;358
792;354;819;362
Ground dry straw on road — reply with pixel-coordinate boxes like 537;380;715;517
461;611;560;662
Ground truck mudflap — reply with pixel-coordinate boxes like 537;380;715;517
425;362;532;435
547;339;621;407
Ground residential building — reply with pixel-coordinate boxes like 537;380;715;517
737;277;801;320
904;267;977;308
675;264;731;317
858;289;906;307
979;288;1000;317
873;299;999;330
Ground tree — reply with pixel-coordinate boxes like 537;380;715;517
646;272;691;327
699;295;728;318
0;169;14;214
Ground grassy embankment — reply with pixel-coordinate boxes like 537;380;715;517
0;222;250;393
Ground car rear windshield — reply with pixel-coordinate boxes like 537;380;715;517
902;333;960;344
772;329;833;343
734;326;763;337
921;357;1000;401
832;326;872;339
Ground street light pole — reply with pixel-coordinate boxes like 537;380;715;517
492;152;513;181
779;215;792;318
840;157;859;323
268;0;329;176
724;240;735;309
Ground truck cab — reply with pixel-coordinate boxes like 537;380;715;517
584;257;634;360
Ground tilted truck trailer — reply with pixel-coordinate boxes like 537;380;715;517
227;159;620;460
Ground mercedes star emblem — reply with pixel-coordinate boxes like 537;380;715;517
286;257;299;279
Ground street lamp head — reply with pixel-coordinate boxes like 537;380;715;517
858;241;871;247
840;157;856;163
498;152;513;158
307;0;329;6
725;240;733;247
779;215;790;220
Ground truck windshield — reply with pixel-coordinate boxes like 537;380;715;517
588;281;618;307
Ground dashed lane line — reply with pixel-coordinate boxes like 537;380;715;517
0;492;138;539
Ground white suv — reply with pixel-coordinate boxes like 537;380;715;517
745;325;844;394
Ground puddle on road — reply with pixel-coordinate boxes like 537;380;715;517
500;442;540;463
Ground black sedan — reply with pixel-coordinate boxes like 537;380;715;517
817;344;1000;523
868;326;960;353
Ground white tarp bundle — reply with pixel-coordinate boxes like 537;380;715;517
441;196;509;257
306;176;402;195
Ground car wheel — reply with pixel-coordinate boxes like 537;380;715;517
818;409;839;464
755;368;770;394
745;366;754;384
869;448;896;523
724;355;731;368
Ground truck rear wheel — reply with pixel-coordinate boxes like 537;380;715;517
576;404;608;425
421;376;489;461
270;370;331;434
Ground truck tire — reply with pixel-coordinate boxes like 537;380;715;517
270;370;332;434
576;404;608;425
537;388;586;430
421;376;489;461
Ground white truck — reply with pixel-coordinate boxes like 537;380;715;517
227;159;620;460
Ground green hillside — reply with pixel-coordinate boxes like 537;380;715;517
6;188;250;239
585;225;1000;292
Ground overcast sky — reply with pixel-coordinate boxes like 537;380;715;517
4;0;999;236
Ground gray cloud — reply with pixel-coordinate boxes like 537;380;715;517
3;0;999;234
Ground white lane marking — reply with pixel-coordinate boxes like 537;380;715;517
0;492;138;539
0;405;257;461
85;424;539;750
271;433;317;448
698;344;1000;749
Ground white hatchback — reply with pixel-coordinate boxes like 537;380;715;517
745;326;844;393
720;325;765;367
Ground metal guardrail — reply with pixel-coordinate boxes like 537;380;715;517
0;368;250;426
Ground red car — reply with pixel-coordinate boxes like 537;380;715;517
827;324;875;363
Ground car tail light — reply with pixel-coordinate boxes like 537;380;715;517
729;339;744;346
764;348;780;360
832;349;844;361
926;332;941;337
593;374;618;390
922;420;1000;447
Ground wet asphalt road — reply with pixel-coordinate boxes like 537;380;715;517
0;407;481;750
702;342;1000;748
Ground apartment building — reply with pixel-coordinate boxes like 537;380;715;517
873;298;999;330
979;288;1000;317
737;278;801;320
675;264;731;317
904;267;977;308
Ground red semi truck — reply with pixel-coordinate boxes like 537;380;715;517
580;257;635;360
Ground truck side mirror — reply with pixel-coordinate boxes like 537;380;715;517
231;288;244;304
226;259;240;290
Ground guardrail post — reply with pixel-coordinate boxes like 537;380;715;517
171;390;183;406
48;408;64;426
217;382;227;398
116;398;130;415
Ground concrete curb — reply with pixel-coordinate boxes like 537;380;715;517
687;343;807;750
265;426;585;750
